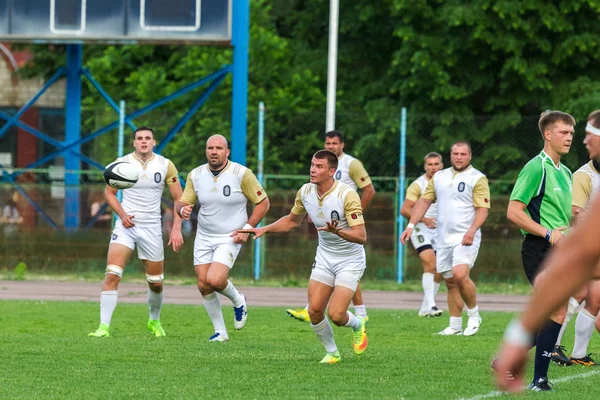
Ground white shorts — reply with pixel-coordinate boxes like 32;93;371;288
309;250;366;291
436;244;480;278
110;220;164;262
193;233;242;268
410;223;437;252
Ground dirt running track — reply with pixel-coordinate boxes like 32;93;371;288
0;280;529;312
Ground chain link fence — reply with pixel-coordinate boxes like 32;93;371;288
0;108;592;283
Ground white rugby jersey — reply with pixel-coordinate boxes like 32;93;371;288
180;161;267;235
334;153;372;191
292;181;365;259
422;166;490;248
114;152;179;226
405;174;437;219
572;160;600;209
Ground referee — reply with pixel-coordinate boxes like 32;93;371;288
506;110;575;392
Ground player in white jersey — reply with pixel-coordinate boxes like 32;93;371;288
89;127;184;338
551;111;600;367
400;152;444;317
177;134;269;342
286;130;375;323
401;141;490;336
236;150;368;364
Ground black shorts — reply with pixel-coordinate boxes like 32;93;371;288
521;235;551;285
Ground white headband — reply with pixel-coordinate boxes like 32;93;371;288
586;122;600;136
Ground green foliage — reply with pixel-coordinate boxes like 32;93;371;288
13;262;27;280
14;0;600;177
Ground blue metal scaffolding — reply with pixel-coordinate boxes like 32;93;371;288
0;0;250;230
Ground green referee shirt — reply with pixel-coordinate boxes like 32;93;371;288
510;151;572;236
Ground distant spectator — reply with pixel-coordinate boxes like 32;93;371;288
1;194;23;235
90;193;111;230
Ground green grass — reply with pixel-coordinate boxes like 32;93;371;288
1;301;599;399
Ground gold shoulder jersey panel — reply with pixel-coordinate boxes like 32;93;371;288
405;180;422;202
165;160;179;185
348;159;372;189
241;169;268;204
291;185;309;215
572;171;592;209
472;176;491;208
421;176;437;201
343;189;365;227
180;170;198;205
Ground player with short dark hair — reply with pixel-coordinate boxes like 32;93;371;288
236;150;368;364
89;127;184;338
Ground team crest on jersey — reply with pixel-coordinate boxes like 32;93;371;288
335;171;342;180
154;172;162;183
223;185;231;196
331;210;340;222
458;182;465;192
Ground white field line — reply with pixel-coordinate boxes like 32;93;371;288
457;370;600;400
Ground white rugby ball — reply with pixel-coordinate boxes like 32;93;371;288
103;162;139;189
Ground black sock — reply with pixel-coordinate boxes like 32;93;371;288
533;320;561;383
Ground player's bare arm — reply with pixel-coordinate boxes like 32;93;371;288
462;207;488;246
507;200;567;244
167;182;184;252
232;197;271;244
400;198;433;244
495;196;600;392
317;221;367;244
360;184;375;211
234;211;304;239
400;197;435;228
105;185;135;228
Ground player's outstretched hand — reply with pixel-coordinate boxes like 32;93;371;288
232;227;267;240
317;220;340;234
400;227;413;244
180;204;193;220
120;214;135;228
493;341;528;393
168;229;184;252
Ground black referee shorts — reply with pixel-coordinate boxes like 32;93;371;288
521;234;551;285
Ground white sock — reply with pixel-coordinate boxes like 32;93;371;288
147;289;163;320
434;281;440;295
556;297;579;346
304;305;309;311
218;281;245;308
450;316;462;331
311;318;337;353
467;305;480;320
353;304;367;318
571;309;596;358
422;272;435;310
344;311;361;330
100;290;118;325
202;292;227;337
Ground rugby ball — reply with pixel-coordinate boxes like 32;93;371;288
103;162;138;189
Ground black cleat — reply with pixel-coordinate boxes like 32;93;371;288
570;353;598;367
551;345;572;366
529;377;553;392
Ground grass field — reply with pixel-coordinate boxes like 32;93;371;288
1;301;599;399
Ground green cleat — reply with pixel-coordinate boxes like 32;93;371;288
88;323;110;338
319;351;341;365
148;319;166;337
